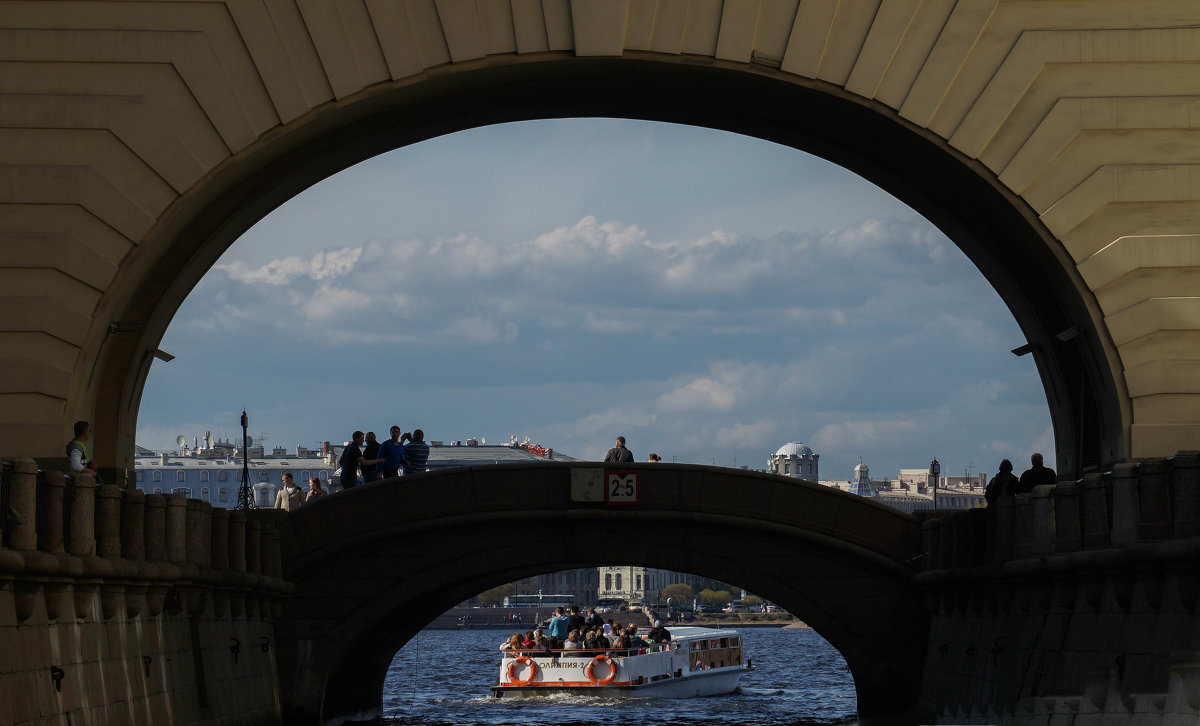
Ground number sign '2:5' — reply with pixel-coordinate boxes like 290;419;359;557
606;471;638;505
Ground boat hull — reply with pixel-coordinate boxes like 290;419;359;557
491;665;745;698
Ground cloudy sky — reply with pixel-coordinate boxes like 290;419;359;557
137;119;1054;482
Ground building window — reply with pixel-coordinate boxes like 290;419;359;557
153;471;162;482
605;574;611;591
218;470;227;482
218;487;229;502
176;470;186;482
201;488;210;501
200;471;209;483
636;575;642;590
319;470;327;480
259;471;270;482
172;487;189;496
616;574;622;591
136;471;144;482
153;487;162;494
300;470;309;481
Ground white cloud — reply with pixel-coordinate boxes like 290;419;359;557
217;246;362;285
812;419;921;451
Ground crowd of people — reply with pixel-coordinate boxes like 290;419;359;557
273;426;430;510
499;605;673;659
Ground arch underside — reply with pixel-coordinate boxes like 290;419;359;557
96;55;1121;483
13;0;1200;494
274;466;926;723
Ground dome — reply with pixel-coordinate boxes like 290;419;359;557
774;442;814;457
854;463;869;474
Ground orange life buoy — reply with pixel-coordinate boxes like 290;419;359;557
585;654;619;685
506;656;538;686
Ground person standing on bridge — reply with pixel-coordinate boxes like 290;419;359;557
361;431;382;482
984;459;1019;506
378;426;406;478
338;431;381;489
402;429;430;475
1018;452;1056;493
274;472;303;511
604;435;634;463
66;420;100;479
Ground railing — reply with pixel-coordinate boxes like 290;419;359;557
502;642;678;658
919;450;1200;572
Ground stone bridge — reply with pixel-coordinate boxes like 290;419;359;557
274;462;925;724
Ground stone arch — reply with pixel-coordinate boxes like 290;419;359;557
7;2;1200;478
274;463;927;724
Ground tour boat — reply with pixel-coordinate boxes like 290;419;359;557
491;626;750;698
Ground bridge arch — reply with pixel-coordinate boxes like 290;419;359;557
275;462;926;724
11;1;1200;480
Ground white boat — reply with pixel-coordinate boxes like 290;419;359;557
491;626;750;698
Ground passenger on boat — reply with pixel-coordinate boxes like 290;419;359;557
563;630;586;656
532;634;554;658
626;626;648;653
522;631;535;648
647;620;671;643
500;634;523;654
567;605;587;634
547;607;571;647
611;635;630;655
586;607;604;628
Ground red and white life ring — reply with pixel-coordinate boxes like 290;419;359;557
506;656;538;686
585;654;619;685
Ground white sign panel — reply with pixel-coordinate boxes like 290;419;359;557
570;468;605;502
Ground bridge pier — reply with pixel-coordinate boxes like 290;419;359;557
918;452;1200;724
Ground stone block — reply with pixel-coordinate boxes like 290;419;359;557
1137;459;1173;540
1111;463;1141;545
1168;451;1200;537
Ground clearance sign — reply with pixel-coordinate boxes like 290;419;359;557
605;471;639;505
569;468;639;505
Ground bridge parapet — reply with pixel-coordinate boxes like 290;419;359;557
0;457;288;726
915;453;1200;724
920;451;1200;571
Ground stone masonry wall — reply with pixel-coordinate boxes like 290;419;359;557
916;453;1200;724
0;459;290;726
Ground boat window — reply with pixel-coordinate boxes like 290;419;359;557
730;637;739;647
720;638;728;647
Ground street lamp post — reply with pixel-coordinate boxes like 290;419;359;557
930;458;941;510
236;409;255;510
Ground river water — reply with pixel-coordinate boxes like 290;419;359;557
378;626;858;725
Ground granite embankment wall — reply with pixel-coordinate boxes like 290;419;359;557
0;459;290;726
917;452;1200;724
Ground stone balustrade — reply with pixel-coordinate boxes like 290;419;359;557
0;458;290;621
919;451;1200;572
0;458;290;726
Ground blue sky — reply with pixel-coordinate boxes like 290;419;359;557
137;119;1054;482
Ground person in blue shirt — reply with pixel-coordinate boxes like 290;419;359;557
402;429;430;475
378;426;406;479
547;607;571;648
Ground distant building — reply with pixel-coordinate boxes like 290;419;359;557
815;460;987;513
768;442;819;481
134;434;579;509
848;461;878;497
